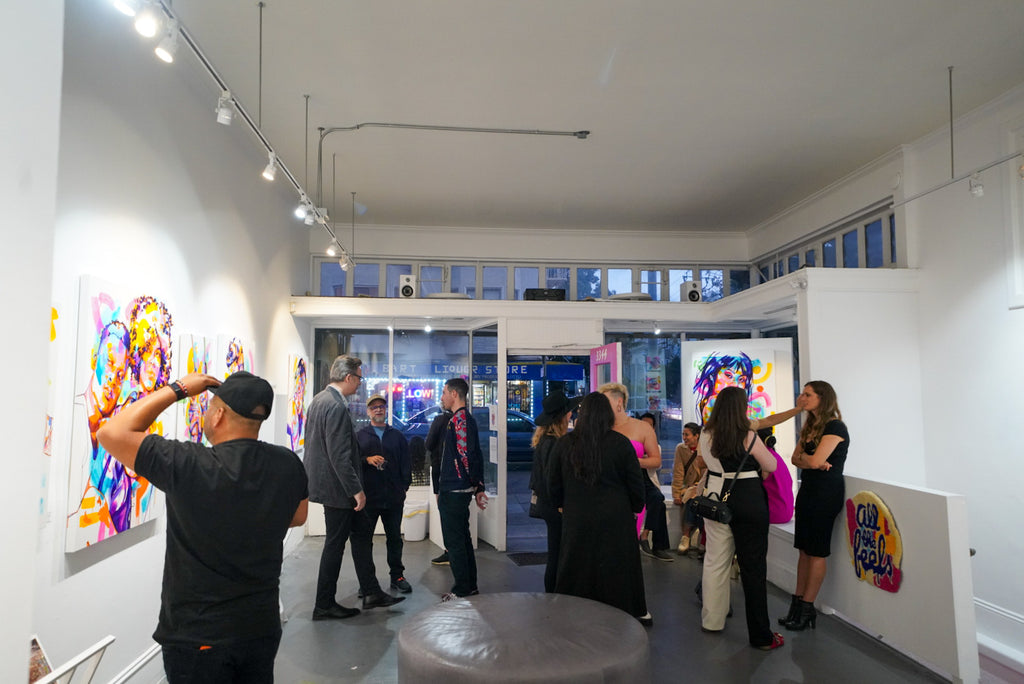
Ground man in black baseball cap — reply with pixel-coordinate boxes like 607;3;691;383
98;370;308;682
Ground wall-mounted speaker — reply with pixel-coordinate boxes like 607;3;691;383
399;274;417;299
524;288;566;301
683;280;702;302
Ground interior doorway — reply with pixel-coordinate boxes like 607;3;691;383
504;353;590;553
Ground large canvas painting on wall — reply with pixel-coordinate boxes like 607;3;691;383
681;338;796;463
66;277;173;551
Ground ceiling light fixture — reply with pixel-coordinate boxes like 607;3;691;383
154;19;179;63
326;243;337;257
262;152;277;181
215;90;233;126
294;194;311;219
111;0;140;17
133;2;161;37
969;174;984;198
424;325;432;333
654;327;661;335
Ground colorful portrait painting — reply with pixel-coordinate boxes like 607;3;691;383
177;334;211;444
287;355;308;452
217;334;255;378
691;351;776;424
67;277;172;551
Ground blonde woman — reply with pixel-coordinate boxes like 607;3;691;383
779;381;848;631
529;392;580;593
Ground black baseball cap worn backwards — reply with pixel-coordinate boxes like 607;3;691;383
212;371;273;421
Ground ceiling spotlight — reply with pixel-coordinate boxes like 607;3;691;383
424;325;432;333
654;328;661;335
262;152;277;181
154;20;179;63
111;0;140;17
215;90;233;126
294;195;310;219
969;173;984;198
339;258;349;271
133;2;161;37
326;243;337;257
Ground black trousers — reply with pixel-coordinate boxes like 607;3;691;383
438;491;477;596
162;632;281;684
642;478;670;551
365;505;405;581
729;480;772;646
543;513;562;593
315;506;380;608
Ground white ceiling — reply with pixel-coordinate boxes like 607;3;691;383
172;0;1024;232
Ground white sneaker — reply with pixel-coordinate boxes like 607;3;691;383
677;535;691;554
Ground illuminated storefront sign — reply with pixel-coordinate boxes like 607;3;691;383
845;491;904;593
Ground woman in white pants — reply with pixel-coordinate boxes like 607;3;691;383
698;386;784;651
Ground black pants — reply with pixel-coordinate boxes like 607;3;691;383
438;491;477;596
365;505;405;581
315;506;380;608
162;632;281;684
643;478;670;551
543;513;562;593
729;480;772;646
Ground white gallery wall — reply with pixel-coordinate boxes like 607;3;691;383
0;2;64;683
28;3;313;681
903;85;1024;670
756;84;1024;671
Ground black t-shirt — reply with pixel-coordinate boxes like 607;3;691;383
135;434;308;646
802;419;849;483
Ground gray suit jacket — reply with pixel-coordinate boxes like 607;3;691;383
304;385;362;508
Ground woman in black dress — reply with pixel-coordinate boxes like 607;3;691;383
549;392;650;625
529;391;580;593
780;381;849;630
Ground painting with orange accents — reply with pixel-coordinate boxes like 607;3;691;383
67;277;171;552
177;334;212;444
216;334;255;379
689;350;777;425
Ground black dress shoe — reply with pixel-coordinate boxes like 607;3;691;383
391;577;413;593
362;592;406;609
312;604;361;621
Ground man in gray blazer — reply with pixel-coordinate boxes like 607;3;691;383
305;355;404;619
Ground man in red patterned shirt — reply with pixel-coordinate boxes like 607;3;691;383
435;378;489;601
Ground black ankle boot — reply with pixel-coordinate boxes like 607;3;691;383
778;594;802;626
785;600;817;631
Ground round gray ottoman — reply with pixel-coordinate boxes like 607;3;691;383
397;592;650;683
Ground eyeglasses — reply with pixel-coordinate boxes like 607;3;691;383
351;373;364;383
368;404;386;411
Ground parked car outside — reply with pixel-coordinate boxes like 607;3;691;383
401;405;537;469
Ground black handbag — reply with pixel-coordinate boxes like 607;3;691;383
687;436;755;524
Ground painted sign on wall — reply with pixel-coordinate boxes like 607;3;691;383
845;490;904;593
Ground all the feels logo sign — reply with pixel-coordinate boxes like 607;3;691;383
846;491;903;593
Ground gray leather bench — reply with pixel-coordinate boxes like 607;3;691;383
397;592;650;682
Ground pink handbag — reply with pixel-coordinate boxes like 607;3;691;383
762;446;794;524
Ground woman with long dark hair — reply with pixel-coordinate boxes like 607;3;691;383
779;381;848;631
529;392;580;593
699;386;784;650
549;392;650;625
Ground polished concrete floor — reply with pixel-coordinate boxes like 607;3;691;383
275;528;953;683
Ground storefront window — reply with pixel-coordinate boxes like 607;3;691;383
514;267;538;299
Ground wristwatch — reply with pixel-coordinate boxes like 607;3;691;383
169;381;189;401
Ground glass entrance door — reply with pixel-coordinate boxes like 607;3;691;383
504;354;590;553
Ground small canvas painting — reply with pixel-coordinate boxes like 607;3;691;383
286;355;308;452
177;334;212;444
